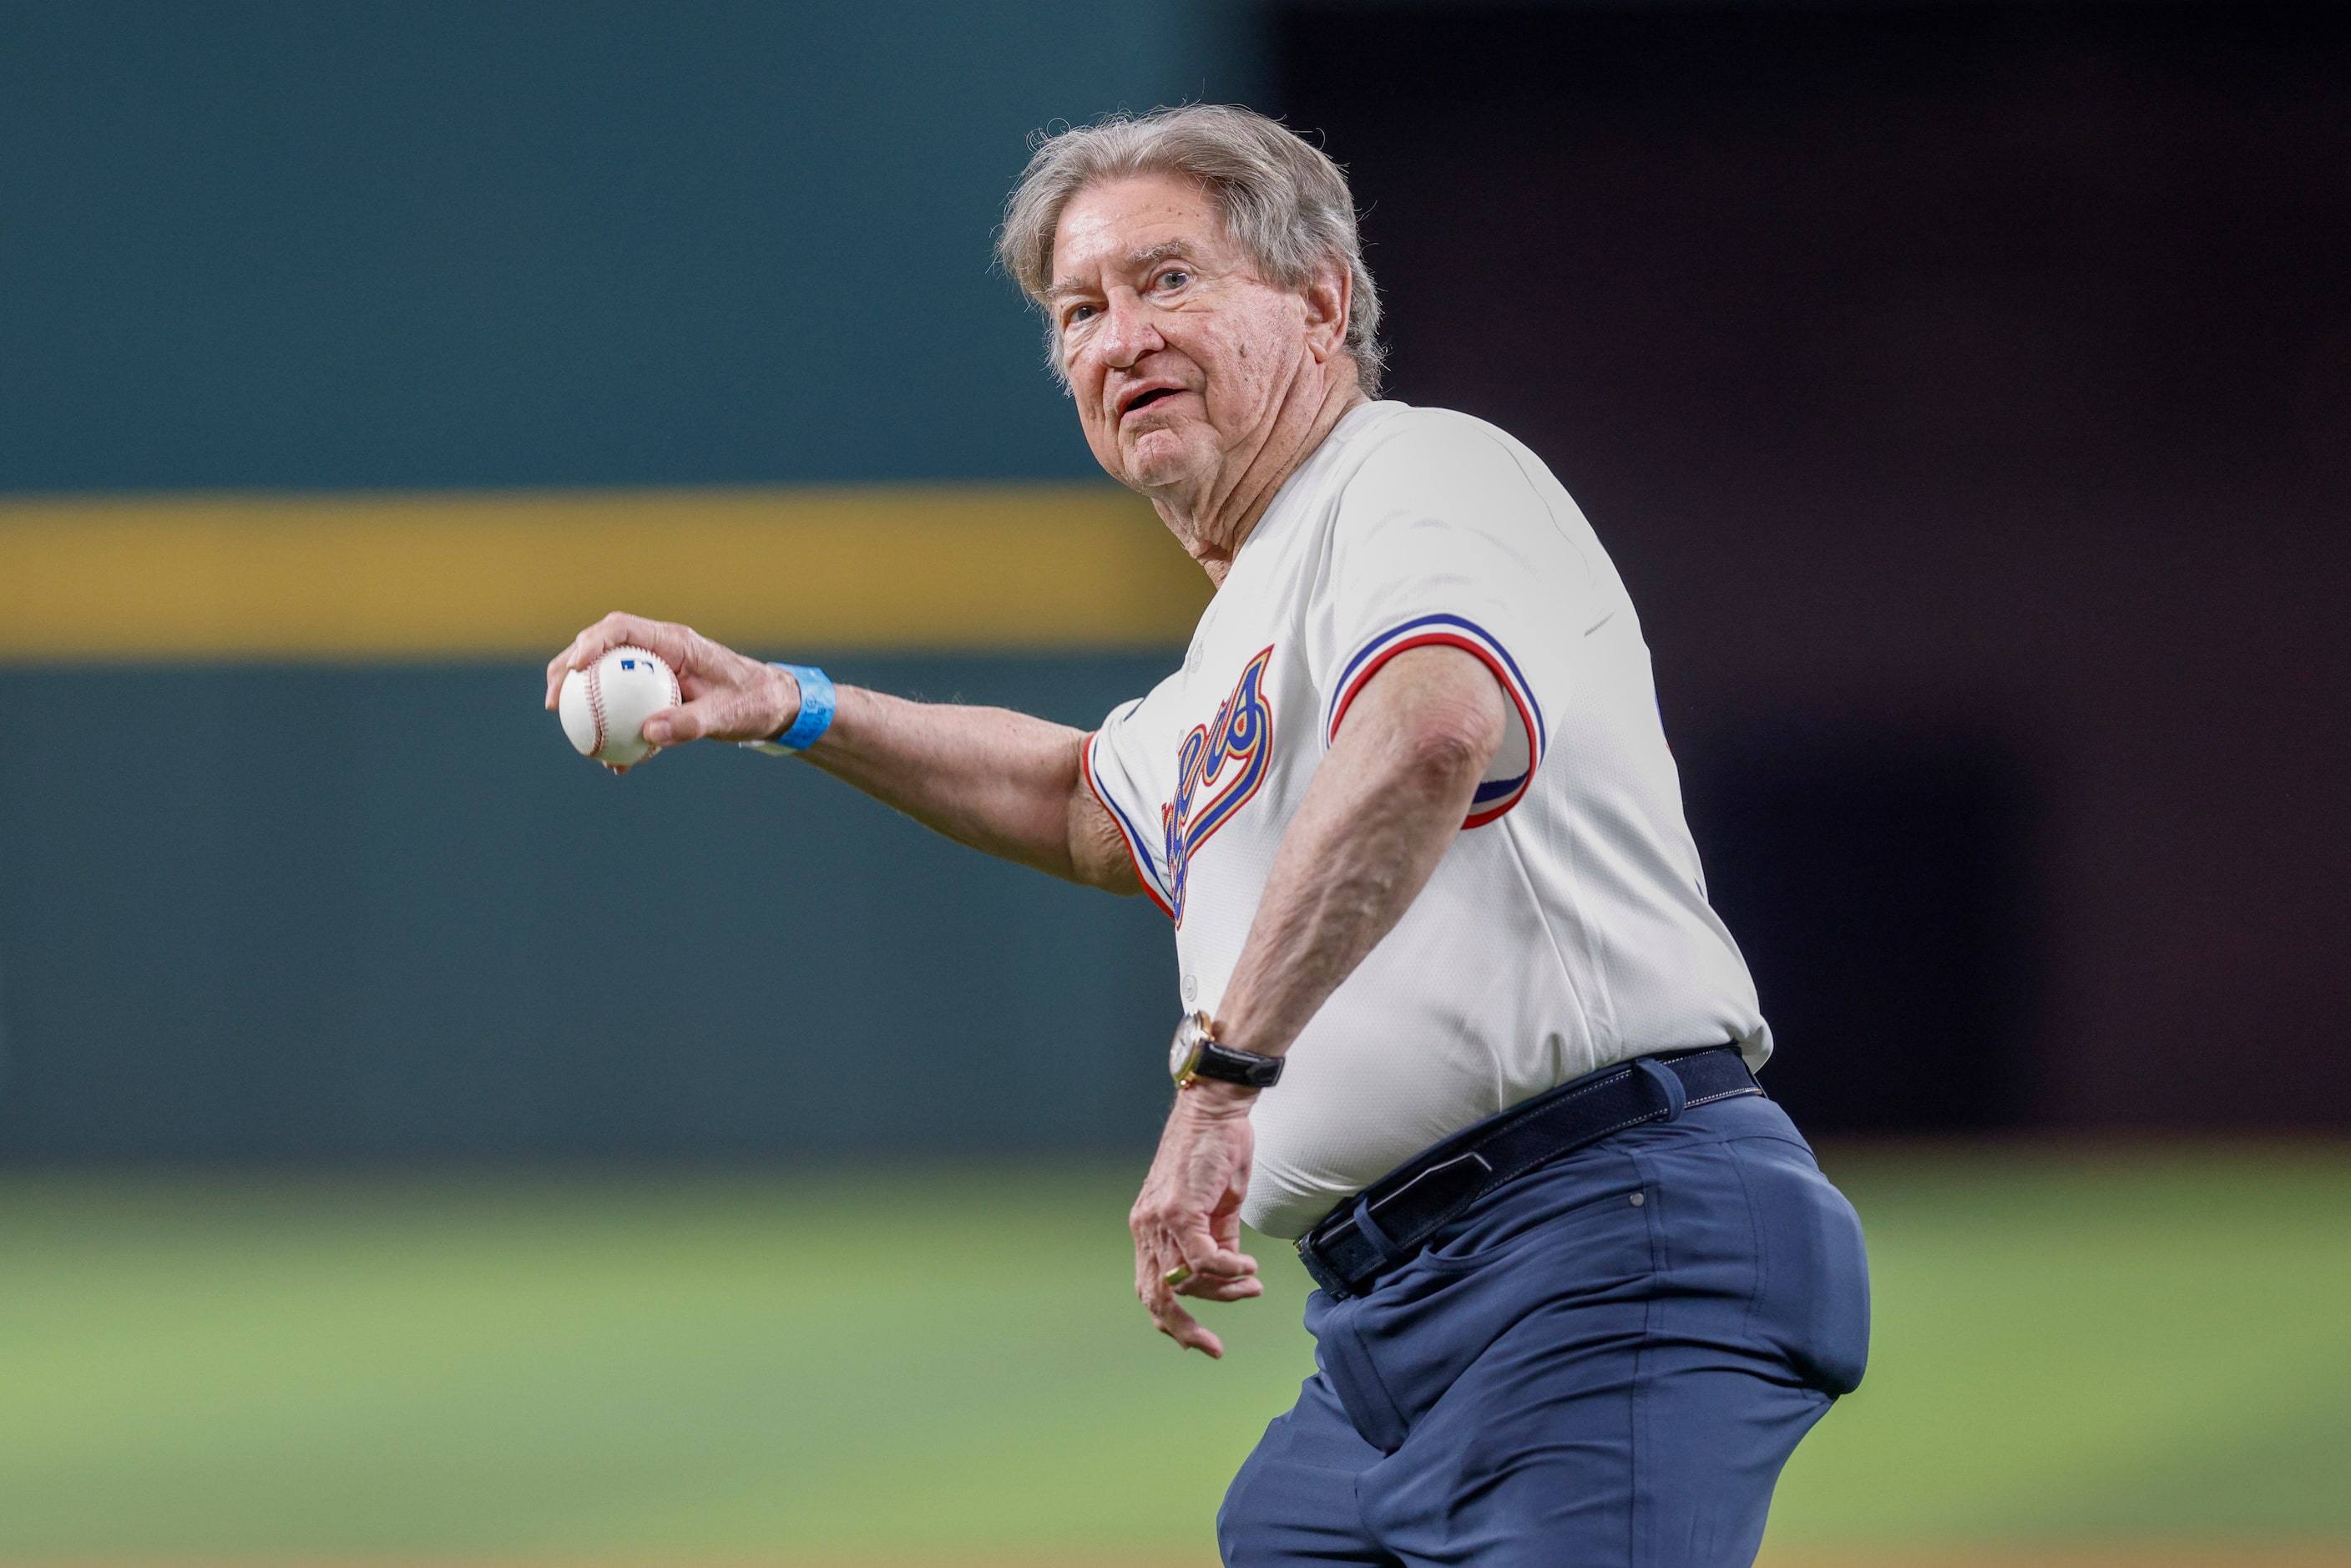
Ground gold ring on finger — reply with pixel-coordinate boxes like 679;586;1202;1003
1163;1263;1194;1287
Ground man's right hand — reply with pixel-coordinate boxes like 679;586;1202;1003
544;612;801;770
545;612;1142;893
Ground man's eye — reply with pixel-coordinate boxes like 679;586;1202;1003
1067;304;1098;324
1156;271;1191;291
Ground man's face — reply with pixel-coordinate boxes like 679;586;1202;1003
1049;172;1320;495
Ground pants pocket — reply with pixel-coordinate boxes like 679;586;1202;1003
1733;1137;1872;1395
1308;1295;1411;1454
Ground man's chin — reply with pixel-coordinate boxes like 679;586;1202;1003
1120;426;1213;492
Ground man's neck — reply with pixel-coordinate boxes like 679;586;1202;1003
1152;369;1368;589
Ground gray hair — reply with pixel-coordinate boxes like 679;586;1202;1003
996;104;1385;395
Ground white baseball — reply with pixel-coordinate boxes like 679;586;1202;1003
558;645;681;767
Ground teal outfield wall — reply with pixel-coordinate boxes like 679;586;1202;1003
0;5;1257;1158
1;1;1259;493
0;657;1183;1160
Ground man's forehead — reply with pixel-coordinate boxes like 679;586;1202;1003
1049;178;1227;291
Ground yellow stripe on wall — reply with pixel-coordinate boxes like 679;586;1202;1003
0;485;1213;660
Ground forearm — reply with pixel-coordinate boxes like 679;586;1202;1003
546;613;1140;892
803;683;1130;888
1214;647;1504;1058
1213;749;1473;1057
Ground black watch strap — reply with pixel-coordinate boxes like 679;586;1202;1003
1189;1038;1286;1090
1170;1012;1285;1089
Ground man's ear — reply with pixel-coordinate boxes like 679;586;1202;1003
1302;261;1351;362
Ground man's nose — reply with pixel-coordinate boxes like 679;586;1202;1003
1096;289;1164;369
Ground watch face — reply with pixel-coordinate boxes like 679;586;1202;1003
1169;1014;1208;1083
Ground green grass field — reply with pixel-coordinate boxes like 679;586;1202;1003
0;1147;2345;1564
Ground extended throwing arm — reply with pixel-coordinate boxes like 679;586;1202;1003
544;611;1141;895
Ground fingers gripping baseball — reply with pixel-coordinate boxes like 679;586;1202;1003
544;612;799;753
545;613;687;709
1130;1090;1261;1358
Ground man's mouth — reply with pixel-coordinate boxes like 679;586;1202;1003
1119;385;1185;421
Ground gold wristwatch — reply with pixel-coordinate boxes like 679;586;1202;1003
1168;1011;1285;1090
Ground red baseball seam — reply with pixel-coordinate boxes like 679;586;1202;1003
587;665;609;755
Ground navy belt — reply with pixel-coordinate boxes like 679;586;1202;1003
1295;1045;1762;1301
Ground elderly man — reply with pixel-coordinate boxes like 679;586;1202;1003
546;104;1868;1568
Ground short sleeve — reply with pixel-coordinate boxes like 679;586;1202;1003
1320;417;1584;827
1083;694;1176;918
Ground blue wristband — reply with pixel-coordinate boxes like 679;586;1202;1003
742;664;836;755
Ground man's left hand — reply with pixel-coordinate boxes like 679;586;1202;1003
1130;1080;1262;1357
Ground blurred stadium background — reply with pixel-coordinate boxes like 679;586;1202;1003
2;2;2346;1563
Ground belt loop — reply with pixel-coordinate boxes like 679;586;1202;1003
1351;1195;1402;1263
1635;1056;1687;1121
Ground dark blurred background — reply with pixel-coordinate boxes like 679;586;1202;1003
1269;1;2351;1135
3;0;2345;1161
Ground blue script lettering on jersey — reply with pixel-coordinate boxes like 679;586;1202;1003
1163;645;1276;925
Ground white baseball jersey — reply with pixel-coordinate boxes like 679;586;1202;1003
1084;401;1768;1239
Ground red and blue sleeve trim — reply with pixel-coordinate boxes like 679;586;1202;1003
1081;732;1176;918
1325;613;1546;829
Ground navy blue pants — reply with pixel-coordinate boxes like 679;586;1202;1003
1220;1091;1870;1567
